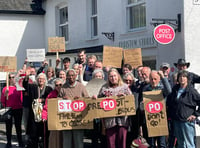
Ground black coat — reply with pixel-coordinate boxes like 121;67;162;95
167;84;200;121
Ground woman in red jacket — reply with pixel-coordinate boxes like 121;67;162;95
1;73;23;148
42;78;64;148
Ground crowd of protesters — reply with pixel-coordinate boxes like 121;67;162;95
1;49;200;148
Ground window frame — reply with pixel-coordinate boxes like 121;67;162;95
58;5;69;42
126;0;146;31
90;0;98;38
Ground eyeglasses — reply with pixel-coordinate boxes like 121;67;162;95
9;76;15;79
125;79;133;82
55;84;62;87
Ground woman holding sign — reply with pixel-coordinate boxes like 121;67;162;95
97;68;132;148
42;78;64;148
167;70;200;148
1;73;23;148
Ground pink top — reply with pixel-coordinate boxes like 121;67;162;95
42;90;58;120
1;86;23;109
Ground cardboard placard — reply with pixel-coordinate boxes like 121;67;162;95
27;49;45;62
0;56;17;72
102;46;123;68
48;37;65;52
123;48;142;68
143;90;169;137
48;95;135;130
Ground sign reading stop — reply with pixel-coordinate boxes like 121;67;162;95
153;24;175;44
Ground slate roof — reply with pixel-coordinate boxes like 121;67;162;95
0;0;45;15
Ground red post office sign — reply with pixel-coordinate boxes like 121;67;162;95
146;101;163;113
153;24;175;44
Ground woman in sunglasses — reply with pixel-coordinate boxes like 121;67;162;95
123;72;140;147
1;73;23;148
42;78;64;148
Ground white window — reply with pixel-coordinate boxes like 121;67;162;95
59;6;69;41
126;0;146;30
91;0;98;37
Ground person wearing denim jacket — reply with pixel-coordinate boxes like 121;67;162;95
167;70;200;148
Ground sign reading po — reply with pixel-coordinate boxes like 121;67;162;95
146;101;163;113
100;99;117;111
153;24;175;44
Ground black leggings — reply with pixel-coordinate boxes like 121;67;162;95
5;108;23;145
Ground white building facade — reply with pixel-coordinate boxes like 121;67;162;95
0;0;200;82
44;0;199;74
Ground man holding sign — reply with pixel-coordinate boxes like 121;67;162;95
142;70;171;148
59;69;89;148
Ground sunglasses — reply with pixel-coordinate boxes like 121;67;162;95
55;84;62;87
125;79;133;82
9;76;15;79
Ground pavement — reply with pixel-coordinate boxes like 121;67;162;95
0;122;94;148
0;122;25;148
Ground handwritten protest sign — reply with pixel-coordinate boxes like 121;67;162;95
15;75;35;91
123;48;142;68
143;90;168;137
27;49;45;62
102;46;123;68
48;95;135;130
48;37;65;52
0;56;16;72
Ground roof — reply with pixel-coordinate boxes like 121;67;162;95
0;0;45;15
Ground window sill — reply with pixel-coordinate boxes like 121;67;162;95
85;37;99;42
120;27;148;37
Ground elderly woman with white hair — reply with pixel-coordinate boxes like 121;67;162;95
77;68;105;86
23;72;52;148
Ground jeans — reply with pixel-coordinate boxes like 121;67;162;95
174;120;195;148
148;136;166;148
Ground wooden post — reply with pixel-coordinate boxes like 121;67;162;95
56;52;59;59
6;72;9;100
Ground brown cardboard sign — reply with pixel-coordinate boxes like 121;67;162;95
102;46;123;68
48;37;65;52
48;95;135;130
123;48;142;68
143;90;169;137
0;56;17;72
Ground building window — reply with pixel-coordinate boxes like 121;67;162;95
91;0;98;37
59;6;69;41
126;0;146;30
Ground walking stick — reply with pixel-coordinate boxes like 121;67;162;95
44;121;46;148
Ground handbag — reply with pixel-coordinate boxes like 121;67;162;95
32;86;46;122
0;107;12;122
130;136;149;148
32;99;43;122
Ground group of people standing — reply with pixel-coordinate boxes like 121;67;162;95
1;49;200;148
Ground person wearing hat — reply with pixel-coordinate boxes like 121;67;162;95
174;59;190;71
174;58;200;86
160;62;174;87
160;63;171;78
